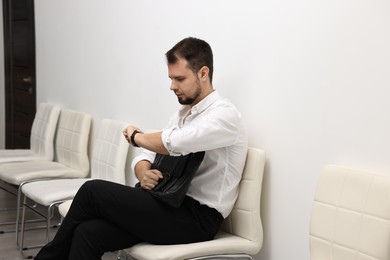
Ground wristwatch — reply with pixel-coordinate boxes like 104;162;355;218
130;130;141;147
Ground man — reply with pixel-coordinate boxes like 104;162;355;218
35;37;248;259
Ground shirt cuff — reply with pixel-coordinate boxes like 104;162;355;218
131;149;155;172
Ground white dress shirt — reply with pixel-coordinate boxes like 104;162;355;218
132;90;248;218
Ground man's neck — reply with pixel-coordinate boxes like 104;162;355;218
190;85;214;107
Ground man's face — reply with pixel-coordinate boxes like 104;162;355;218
168;58;201;106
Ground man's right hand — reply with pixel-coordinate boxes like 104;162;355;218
138;169;164;190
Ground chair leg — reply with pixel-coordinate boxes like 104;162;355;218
19;195;46;252
16;180;56;249
46;202;61;243
18;196;44;259
15;184;24;247
19;195;27;254
18;195;56;253
46;204;51;242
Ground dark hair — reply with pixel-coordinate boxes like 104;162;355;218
166;37;214;83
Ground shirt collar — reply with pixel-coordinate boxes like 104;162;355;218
178;90;220;115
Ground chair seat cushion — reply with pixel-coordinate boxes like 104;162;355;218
124;231;259;260
0;160;87;185
22;178;90;206
58;199;73;217
0;150;44;164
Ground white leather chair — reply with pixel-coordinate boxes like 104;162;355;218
0;102;61;164
0;103;61;229
0;109;92;185
18;119;131;252
122;147;266;260
0;109;91;247
310;165;390;260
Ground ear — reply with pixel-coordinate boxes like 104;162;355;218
198;66;209;82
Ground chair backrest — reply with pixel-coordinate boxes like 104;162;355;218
54;109;92;176
30;103;61;160
310;165;390;260
90;119;129;185
220;147;266;254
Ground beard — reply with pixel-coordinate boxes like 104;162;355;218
177;82;202;105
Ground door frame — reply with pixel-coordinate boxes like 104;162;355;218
2;0;36;149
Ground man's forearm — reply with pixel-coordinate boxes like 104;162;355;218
124;126;169;155
134;131;169;155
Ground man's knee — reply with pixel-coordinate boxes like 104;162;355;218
73;221;101;246
74;222;92;238
80;179;107;192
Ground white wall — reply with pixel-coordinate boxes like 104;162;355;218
34;0;390;259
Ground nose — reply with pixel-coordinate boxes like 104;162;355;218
170;80;177;91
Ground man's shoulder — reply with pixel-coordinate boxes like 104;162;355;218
212;96;240;112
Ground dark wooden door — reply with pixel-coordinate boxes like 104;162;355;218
3;0;36;149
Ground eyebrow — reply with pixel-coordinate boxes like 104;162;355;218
169;75;185;80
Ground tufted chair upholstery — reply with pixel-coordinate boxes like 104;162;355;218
0;103;61;164
310;165;390;260
0;109;92;185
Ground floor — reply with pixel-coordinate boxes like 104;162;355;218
0;184;123;260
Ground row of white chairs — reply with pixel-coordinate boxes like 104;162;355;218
19;118;131;254
0;102;268;260
0;103;93;252
40;111;390;260
2;102;390;260
3;102;390;260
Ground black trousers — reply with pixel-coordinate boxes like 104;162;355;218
34;179;223;260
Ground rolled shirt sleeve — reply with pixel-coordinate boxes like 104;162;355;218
161;101;242;156
130;148;156;171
